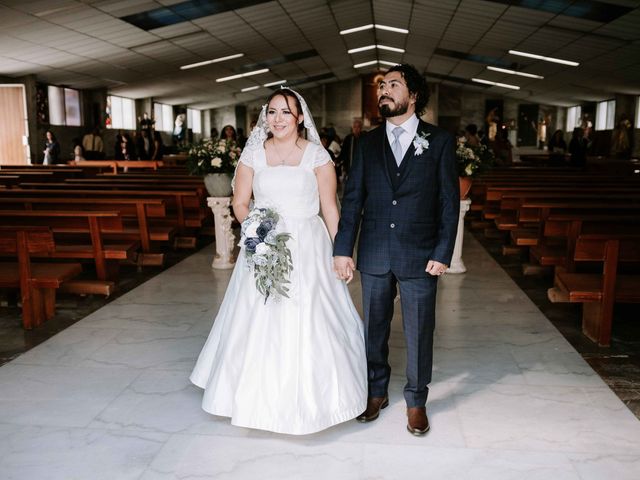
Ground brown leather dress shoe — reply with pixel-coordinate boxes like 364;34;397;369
356;395;389;423
406;407;430;436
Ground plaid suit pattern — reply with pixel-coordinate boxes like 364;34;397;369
334;120;459;407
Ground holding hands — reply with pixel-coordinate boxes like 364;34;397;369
426;260;448;276
333;256;355;284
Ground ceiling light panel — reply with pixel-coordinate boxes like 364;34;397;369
471;78;520;90
509;50;579;66
340;24;374;35
486;66;544;79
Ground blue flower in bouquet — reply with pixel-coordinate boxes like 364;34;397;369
241;207;293;303
256;220;273;240
244;237;260;253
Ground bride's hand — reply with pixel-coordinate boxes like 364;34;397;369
333;256;355;282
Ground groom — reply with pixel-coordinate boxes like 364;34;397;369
333;64;459;436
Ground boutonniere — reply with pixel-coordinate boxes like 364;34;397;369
413;131;431;155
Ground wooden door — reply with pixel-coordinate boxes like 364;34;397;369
0;85;30;165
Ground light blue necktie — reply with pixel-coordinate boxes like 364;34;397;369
391;126;404;166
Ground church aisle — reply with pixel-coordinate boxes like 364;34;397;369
1;231;639;479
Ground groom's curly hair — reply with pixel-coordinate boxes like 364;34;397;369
387;64;430;116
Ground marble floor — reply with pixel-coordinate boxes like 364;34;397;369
1;232;640;479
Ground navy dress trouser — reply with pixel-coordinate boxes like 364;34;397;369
360;270;437;408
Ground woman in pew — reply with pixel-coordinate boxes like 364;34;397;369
43;130;61;165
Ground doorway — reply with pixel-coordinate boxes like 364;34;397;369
0;85;30;165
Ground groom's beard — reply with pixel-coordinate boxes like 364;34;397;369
378;96;409;118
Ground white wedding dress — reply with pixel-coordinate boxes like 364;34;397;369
190;142;367;435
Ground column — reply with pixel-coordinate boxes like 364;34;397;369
207;197;236;269
447;198;472;274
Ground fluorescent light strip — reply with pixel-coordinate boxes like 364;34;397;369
263;80;287;87
340;24;374;35
354;60;399;69
241;86;260;92
216;68;269;82
180;53;244;70
508;50;579;66
377;44;405;53
340;24;409;35
487;66;544;79
348;44;405;54
354;60;378;68
471;78;520;90
348;45;377;54
375;24;409;34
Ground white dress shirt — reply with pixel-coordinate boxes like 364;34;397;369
385;114;419;165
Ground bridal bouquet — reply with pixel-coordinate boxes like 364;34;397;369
242;208;293;303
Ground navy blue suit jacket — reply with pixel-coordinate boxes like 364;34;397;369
334;119;460;277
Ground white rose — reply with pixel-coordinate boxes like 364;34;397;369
465;164;474;176
245;221;260;238
255;242;270;255
211;157;222;167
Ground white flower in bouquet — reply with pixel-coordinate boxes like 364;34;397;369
245;221;260;238
253;255;268;266
211;157;222;167
264;230;278;245
255;242;270;255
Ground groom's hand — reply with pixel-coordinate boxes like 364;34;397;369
426;260;448;276
333;256;355;283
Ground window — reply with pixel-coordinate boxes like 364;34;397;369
106;95;136;130
595;100;615;130
566;105;581;132
635;97;640;129
187;108;201;134
48;86;81;126
154;103;174;132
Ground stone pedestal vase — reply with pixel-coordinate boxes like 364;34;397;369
204;173;233;197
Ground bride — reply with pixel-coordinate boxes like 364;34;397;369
190;88;367;435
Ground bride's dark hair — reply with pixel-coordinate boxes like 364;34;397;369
265;88;305;138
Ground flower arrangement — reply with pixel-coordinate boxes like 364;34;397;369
242;208;293;303
186;138;241;175
456;140;494;177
